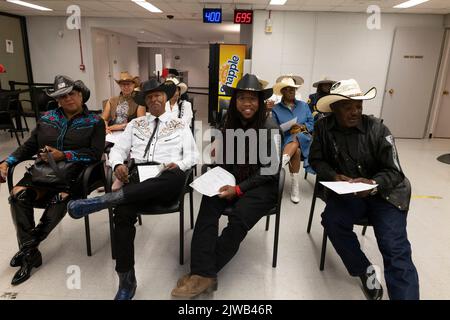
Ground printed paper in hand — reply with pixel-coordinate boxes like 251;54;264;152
190;166;236;197
319;181;378;195
280;117;297;132
105;131;123;144
137;164;164;182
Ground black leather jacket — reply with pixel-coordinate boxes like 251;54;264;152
309;114;411;211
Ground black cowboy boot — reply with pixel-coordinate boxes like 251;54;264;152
114;268;137;300
11;245;42;286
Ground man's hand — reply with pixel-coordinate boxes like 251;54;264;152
218;185;237;200
114;164;129;183
163;163;179;170
349;177;376;198
39;146;65;162
0;162;8;183
334;174;352;182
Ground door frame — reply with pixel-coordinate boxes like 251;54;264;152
91;28;114;108
380;27;446;139
0;11;33;85
428;29;450;138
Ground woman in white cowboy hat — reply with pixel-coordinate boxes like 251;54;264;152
310;79;419;300
266;74;304;110
164;77;193;126
102;71;146;134
271;74;314;204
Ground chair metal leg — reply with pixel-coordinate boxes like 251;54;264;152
84;215;92;256
13;131;21;146
272;213;281;268
265;215;270;231
138;214;142;226
108;207;116;259
307;183;318;233
362;225;368;236
304;172;308;180
189;188;194;229
179;208;184;265
319;228;327;271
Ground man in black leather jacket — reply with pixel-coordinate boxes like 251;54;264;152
309;79;419;300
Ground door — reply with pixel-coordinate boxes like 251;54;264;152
434;49;450;138
92;30;114;110
381;27;444;138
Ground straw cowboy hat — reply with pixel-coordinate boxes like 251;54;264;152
134;79;176;106
115;71;139;87
165;77;188;95
273;74;304;96
316;79;377;113
223;73;272;100
46;75;90;103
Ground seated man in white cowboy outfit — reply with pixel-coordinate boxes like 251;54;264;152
309;79;419;300
66;79;199;300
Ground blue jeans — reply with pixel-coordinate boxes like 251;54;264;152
321;194;420;300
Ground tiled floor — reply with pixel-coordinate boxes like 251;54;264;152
0;116;449;300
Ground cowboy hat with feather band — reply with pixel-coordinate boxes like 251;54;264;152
165;77;188;95
134;79;176;106
273;76;303;96
222;73;272;100
46;75;90;103
115;71;139;87
316;79;377;113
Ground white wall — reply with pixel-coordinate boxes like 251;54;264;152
252;11;444;116
26;17;139;110
163;47;209;88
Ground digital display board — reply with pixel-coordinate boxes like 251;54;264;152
203;8;222;23
234;9;253;24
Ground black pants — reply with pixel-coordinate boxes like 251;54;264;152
114;168;185;272
9;191;68;250
190;183;277;278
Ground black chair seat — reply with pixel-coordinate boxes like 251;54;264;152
137;201;181;215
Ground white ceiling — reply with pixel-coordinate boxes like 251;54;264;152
1;0;449;44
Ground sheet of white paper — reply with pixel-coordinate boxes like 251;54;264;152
105;131;123;144
280;117;297;132
319;181;378;195
190;166;236;197
137;165;163;182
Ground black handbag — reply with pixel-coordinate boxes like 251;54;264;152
30;150;83;189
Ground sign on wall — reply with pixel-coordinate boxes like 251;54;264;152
6;40;13;54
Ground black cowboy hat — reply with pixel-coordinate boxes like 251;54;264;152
223;73;273;100
134;79;177;106
313;79;336;88
46;75;90;103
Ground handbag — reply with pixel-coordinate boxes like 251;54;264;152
30;150;83;189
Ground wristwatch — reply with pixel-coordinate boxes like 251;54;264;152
369;180;378;196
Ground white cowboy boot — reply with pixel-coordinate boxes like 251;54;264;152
282;154;290;167
290;173;300;203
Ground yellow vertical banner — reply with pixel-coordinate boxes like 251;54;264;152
218;44;246;111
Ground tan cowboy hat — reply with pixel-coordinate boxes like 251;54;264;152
115;71;139;87
316;79;377;113
275;74;304;86
165;77;188;95
273;75;304;96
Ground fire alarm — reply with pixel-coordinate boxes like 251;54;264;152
79;64;85;71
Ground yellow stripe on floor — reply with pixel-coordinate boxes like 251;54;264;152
411;195;443;199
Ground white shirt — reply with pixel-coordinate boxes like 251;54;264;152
109;111;199;172
165;100;193;127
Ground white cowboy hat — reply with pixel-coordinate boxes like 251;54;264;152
165;77;188;95
316;79;377;113
273;75;304;96
275;74;304;86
